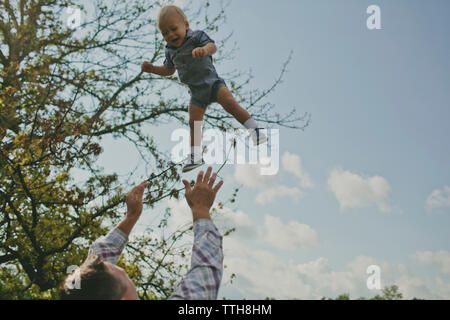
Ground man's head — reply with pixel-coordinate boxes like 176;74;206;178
58;254;138;300
157;5;189;47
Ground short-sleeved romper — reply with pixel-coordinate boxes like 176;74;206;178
163;29;226;108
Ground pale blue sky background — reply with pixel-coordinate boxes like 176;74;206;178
95;0;450;299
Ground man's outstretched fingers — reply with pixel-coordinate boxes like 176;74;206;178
208;172;217;187
137;181;148;193
213;180;224;194
182;179;191;194
203;166;212;184
128;181;146;200
196;170;204;185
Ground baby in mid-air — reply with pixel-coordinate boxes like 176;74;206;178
142;5;267;173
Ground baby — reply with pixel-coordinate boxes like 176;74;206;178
142;5;267;172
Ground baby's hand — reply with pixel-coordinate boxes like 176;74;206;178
192;47;207;59
141;61;154;73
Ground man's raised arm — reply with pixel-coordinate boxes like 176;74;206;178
89;181;148;264
169;167;224;300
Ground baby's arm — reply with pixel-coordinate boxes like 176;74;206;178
192;42;217;59
141;61;175;76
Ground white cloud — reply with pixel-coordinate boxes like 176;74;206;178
158;201;319;298
222;238;314;299
165;197;192;232
164;198;319;253
255;185;303;205
296;257;360;297
282;151;314;189
233;151;313;204
222;247;450;299
213;205;256;239
164;198;256;240
260;215;319;251
411;250;450;275
426;186;450;212
148;199;449;300
233;162;273;188
394;264;450;299
347;255;390;281
328;168;392;212
221;252;395;299
189;201;319;252
435;277;450;299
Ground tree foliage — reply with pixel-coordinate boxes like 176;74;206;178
0;0;308;299
322;285;406;300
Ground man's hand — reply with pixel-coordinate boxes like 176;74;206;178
192;47;207;59
125;181;148;220
182;167;223;221
117;181;148;236
141;61;154;73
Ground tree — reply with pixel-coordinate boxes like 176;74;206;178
0;0;309;299
322;285;406;300
371;285;403;300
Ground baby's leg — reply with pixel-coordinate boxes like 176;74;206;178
188;104;206;153
216;86;252;125
216;86;266;145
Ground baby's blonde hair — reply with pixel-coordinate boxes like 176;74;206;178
157;5;188;30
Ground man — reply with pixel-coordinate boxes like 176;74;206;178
59;167;224;299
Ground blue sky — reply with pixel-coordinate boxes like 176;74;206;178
96;0;450;299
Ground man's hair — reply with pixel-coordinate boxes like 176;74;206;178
58;254;125;300
157;5;188;30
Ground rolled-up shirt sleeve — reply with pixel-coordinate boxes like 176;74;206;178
163;48;174;68
193;30;215;47
169;219;223;300
88;227;128;264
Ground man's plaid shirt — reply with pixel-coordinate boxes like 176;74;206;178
88;218;223;300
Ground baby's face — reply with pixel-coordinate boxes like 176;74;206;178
160;13;189;47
